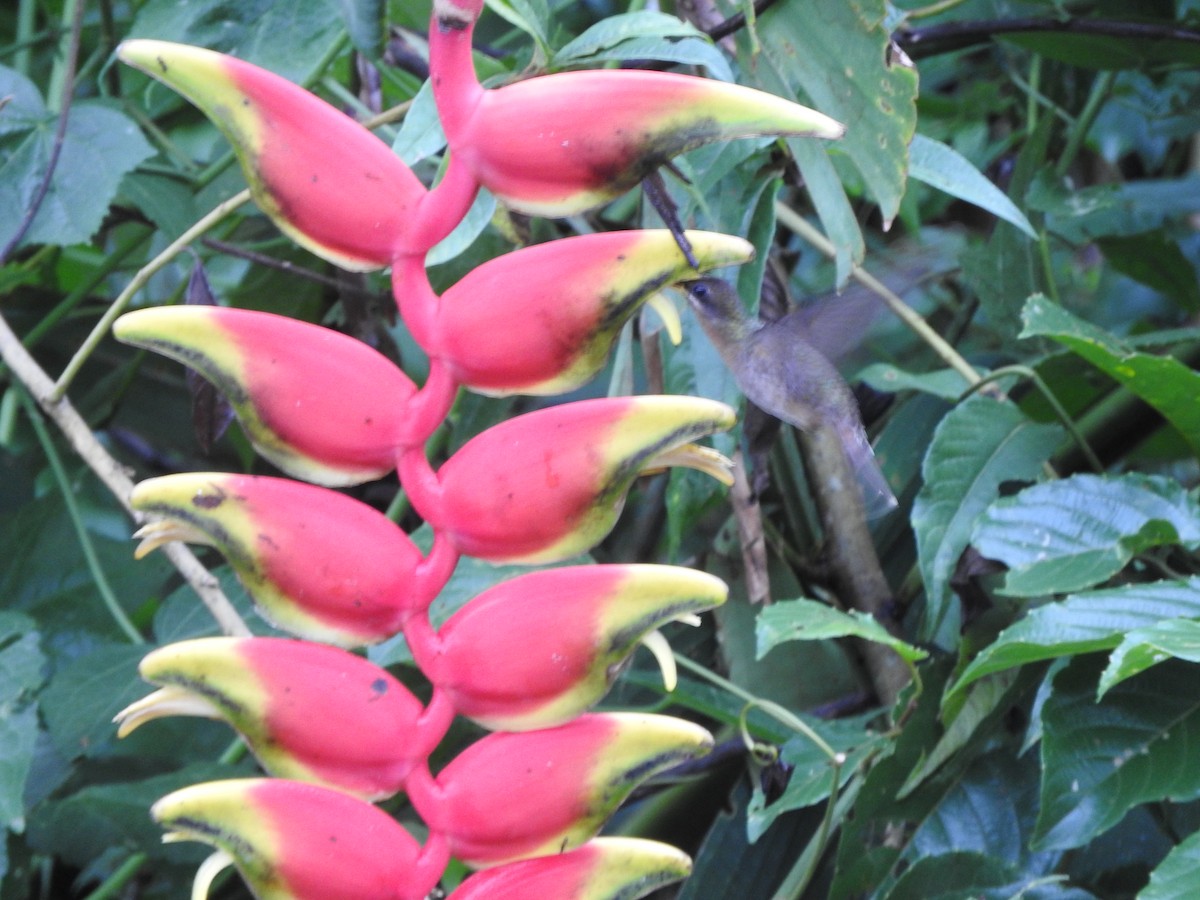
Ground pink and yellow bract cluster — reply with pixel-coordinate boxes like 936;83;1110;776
113;5;842;896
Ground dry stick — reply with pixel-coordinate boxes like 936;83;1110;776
0;312;251;636
52;189;254;399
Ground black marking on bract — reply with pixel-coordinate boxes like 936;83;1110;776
193;488;225;510
437;14;470;32
155;56;169;73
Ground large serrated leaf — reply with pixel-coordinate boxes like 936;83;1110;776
754;0;917;228
757;598;928;663
1140;827;1200;900
0;103;154;251
947;578;1200;706
971;473;1200;596
40;644;148;760
912;396;1063;646
1035;657;1200;851
1021;294;1200;458
128;0;345;83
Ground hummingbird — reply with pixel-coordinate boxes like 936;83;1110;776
682;276;898;519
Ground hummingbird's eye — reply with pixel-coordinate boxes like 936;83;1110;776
689;283;709;301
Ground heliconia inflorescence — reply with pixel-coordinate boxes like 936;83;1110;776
113;4;844;894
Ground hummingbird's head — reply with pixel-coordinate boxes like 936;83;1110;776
681;277;744;322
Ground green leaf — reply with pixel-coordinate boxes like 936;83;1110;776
486;0;551;58
0;65;46;136
947;578;1200;705
971;473;1200;596
26;762;245;868
0;706;39;835
1026;172;1200;244
564;35;733;81
0;612;45;705
754;0;917;229
757;598;928;663
680;778;815;899
909;134;1036;238
912;396;1063;645
747;714;882;841
40;644;148;760
0;612;45;835
393;80;447;166
426;189;498;266
789;137;864;285
899;671;1020;799
1098;232;1200;313
118;172;200;241
859;363;980;400
831;660;957;899
128;0;346;83
886;852;1022;900
556;10;699;55
0;104;154;251
1101;617;1200;696
1141;827;1200;900
152;566;282;644
1021;294;1200;457
903;749;1052;880
1036;657;1200;851
334;0;384;56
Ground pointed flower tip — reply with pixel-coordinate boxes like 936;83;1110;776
153;779;438;900
415;713;712;867
115;307;413;486
130;474;424;646
426;564;727;730
426;230;752;397
128;638;425;799
431;396;736;563
450;837;692;900
118;40;450;266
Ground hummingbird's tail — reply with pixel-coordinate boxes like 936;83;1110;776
841;424;899;520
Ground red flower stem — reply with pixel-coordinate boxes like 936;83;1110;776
399;443;444;530
403;610;442;682
427;6;484;140
391;253;439;352
403;759;444;832
412;830;452;898
402;357;459;448
413;682;457;762
412;152;481;253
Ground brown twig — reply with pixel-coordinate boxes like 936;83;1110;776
0;313;250;638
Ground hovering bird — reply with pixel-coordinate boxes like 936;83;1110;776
683;277;898;519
